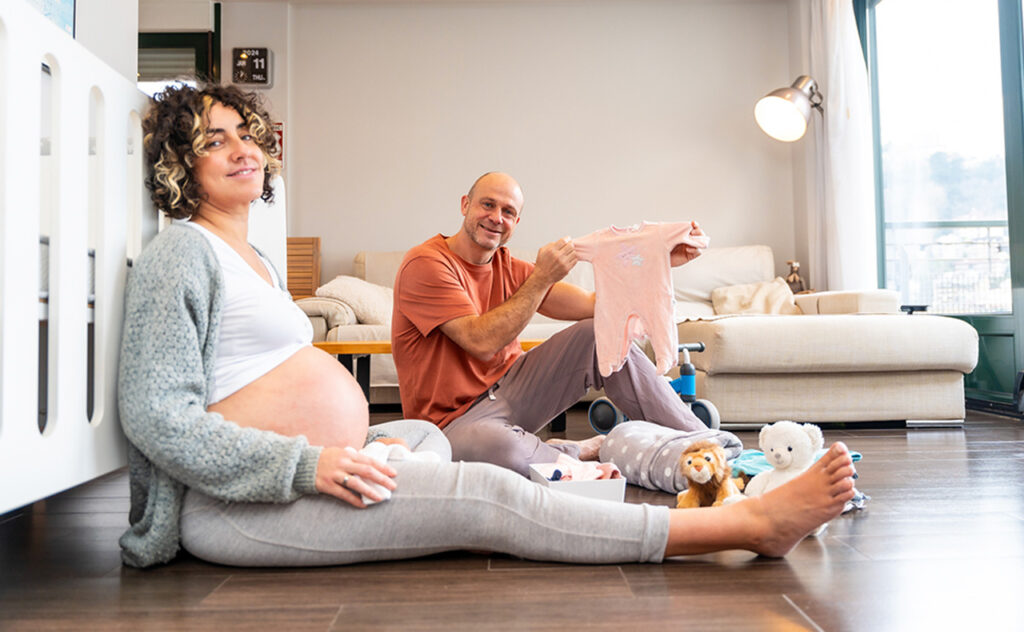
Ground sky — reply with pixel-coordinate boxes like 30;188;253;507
875;0;1006;163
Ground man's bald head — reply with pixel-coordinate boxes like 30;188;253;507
467;172;524;210
450;172;526;263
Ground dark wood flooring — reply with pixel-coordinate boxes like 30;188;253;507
2;408;1023;631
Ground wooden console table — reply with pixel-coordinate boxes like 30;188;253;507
313;339;566;432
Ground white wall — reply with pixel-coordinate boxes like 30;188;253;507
219;2;292;156
282;0;798;282
139;0;212;32
75;0;138;81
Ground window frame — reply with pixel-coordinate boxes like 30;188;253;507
856;0;1024;409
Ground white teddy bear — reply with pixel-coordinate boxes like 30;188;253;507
744;420;824;497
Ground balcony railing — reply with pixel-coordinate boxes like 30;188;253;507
884;219;1010;315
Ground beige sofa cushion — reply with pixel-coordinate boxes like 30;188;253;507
795;289;900;314
678;313;979;374
353;251;407;288
672;244;774;313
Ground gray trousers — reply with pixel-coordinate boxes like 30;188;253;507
180;420;669;567
443;319;705;476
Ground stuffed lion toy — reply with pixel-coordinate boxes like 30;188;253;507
675;440;744;508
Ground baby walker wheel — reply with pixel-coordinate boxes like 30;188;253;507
588;397;627;434
691;399;720;430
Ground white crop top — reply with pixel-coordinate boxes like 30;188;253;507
186;222;314;404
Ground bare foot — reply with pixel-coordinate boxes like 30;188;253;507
664;442;856;558
742;442;857;556
546;434;606;461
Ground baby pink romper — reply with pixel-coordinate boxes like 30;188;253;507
574;222;709;377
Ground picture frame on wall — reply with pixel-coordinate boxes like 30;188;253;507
29;0;75;37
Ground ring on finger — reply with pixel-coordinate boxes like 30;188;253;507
342;475;350;488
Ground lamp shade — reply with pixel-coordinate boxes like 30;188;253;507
754;75;820;142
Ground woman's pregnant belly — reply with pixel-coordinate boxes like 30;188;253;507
207;345;369;449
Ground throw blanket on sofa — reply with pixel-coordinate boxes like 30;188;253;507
710;276;801;315
599;421;743;493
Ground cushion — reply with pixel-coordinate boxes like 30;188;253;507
672;245;775;307
598;421;743;493
294;296;357;329
316;276;394;325
711;276;801;315
353;251;407;288
795;289;900;314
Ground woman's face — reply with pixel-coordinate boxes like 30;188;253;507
192;102;266;213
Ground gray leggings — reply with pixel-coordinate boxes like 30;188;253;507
180;420;670;567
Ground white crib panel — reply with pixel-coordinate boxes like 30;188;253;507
1;0;152;513
0;2;44;479
48;52;91;442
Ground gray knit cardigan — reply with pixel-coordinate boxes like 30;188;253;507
117;224;322;568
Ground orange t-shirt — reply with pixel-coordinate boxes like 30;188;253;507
391;235;534;428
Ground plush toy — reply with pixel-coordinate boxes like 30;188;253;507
675;440;745;508
744;420;824;497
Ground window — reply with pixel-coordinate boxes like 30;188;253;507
873;0;1010;314
862;0;1024;408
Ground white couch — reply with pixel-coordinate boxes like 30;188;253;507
666;246;979;425
299;244;979;425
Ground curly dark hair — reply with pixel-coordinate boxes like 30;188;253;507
142;83;282;219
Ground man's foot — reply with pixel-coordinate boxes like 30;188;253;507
546;434;606;461
740;442;856;557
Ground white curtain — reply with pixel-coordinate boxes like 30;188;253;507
804;0;877;290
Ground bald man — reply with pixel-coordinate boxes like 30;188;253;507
391;172;707;477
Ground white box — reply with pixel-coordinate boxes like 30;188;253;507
528;464;626;502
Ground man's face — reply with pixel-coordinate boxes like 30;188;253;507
459;175;524;254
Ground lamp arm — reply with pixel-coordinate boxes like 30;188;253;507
809;88;824;112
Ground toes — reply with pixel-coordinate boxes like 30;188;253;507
823;442;849;461
821;444;854;475
830;476;856;499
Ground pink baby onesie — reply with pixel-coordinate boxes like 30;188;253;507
574;222;709;377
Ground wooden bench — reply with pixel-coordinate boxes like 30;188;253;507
313;339;566;431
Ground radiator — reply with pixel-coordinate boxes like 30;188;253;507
0;1;156;513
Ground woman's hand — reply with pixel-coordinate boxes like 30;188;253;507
670;221;706;267
315;445;398;508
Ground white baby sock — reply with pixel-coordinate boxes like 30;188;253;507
350;442;441;505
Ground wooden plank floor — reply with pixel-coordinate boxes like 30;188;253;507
2;408;1023;630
